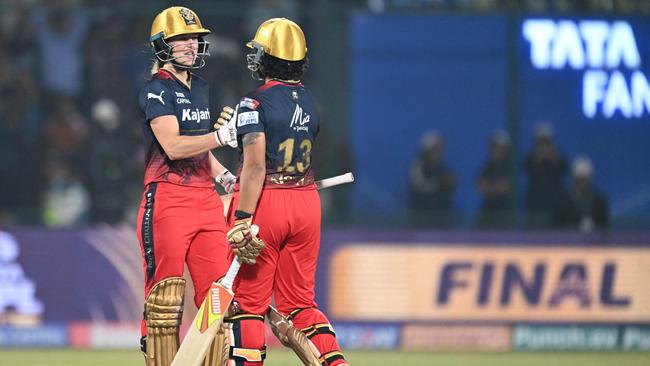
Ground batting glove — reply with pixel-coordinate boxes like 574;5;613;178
227;217;265;265
214;169;236;194
213;105;238;148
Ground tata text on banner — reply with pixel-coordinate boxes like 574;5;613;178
329;245;650;322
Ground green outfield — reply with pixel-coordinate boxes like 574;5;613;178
1;349;649;366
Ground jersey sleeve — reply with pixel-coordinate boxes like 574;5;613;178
236;96;265;136
140;81;175;123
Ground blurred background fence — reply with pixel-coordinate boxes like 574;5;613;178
1;0;649;354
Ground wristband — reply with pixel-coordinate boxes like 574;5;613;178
235;210;252;220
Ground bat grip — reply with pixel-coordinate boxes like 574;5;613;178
221;259;240;290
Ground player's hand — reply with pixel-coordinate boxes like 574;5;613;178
227;219;265;264
214;106;235;128
214;169;236;193
213;105;238;148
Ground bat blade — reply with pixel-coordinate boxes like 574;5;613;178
171;282;234;366
197;281;233;332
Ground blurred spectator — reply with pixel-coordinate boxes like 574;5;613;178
43;98;89;169
408;131;456;227
42;156;90;227
0;79;44;225
86;15;130;106
524;122;567;228
86;99;135;224
476;130;514;228
0;23;44;224
31;4;89;100
554;156;609;232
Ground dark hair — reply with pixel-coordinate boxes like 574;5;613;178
258;53;309;81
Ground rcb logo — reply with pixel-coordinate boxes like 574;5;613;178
179;8;197;25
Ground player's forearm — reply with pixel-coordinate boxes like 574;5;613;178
165;133;219;160
237;163;265;214
209;153;227;176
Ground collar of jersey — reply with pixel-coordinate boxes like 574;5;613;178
258;79;303;92
157;69;192;91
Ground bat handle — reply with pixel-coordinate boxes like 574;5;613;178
221;259;240;290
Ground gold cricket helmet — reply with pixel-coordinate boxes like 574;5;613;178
149;6;210;67
150;6;210;41
247;18;307;62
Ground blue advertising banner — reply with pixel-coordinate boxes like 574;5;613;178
517;16;650;218
349;14;508;218
0;324;68;347
349;14;650;223
512;324;650;351
333;323;401;350
1;228;142;323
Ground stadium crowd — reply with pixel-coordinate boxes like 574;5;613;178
0;0;645;228
408;125;610;231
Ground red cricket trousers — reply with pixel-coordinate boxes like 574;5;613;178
136;181;230;335
227;186;321;315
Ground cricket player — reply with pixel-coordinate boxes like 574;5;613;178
222;18;348;366
136;6;237;366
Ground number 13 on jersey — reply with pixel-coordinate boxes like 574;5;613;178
277;138;312;173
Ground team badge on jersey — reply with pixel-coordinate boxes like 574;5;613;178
238;111;259;127
239;97;260;110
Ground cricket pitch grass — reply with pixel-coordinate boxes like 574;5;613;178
1;349;649;366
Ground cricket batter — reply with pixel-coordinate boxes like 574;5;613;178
136;7;237;366
223;18;348;366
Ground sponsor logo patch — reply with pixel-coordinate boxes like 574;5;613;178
290;104;310;132
237;111;259;127
239;97;260;110
147;90;165;105
174;92;190;103
182;108;210;123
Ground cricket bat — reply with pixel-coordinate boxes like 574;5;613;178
172;172;354;366
315;172;354;190
171;246;244;366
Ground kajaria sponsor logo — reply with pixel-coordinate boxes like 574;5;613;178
182;108;210;123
